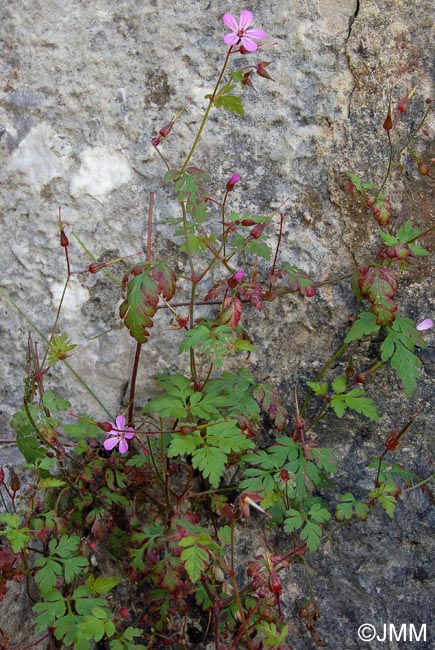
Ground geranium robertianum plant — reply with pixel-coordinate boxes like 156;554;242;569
1;9;435;650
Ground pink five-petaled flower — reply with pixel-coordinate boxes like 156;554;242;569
416;318;434;331
223;10;266;53
104;415;135;454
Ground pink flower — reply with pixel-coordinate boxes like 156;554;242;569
104;415;135;454
226;173;241;192
416;318;434;331
228;268;245;288
223;10;266;53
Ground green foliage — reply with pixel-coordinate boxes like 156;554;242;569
344;311;380;343
120;261;176;344
306;377;379;421
330;377;379;421
47;333;77;366
169;419;254;488
0;513;32;552
165;167;210;223
179;321;255;366
34;535;89;595
380;316;425;396
335;493;369;521
110;627;146;650
284;500;331;552
206;81;245;116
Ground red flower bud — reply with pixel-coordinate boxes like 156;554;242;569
305;286;315;298
269;569;282;595
159;121;174;138
249;222;267;239
119;607;132;623
256;61;274;81
96;421;113;432
383;114;393;132
60;229;69;248
241;219;256;226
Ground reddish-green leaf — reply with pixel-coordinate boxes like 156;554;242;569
357;265;398;326
120;261;176;343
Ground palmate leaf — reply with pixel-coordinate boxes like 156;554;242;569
120;261;176;344
380;316;424;396
166;167;210;223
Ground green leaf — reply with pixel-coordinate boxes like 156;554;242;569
33;589;66;631
88;576;122;595
39;477;66;489
331;376;347;394
179;538;209;583
283;509;303;532
300;520;323;552
380;316;423;396
348;172;374;193
331;388;379;421
214;94;245;116
168;167;210;223
191;445;227;489
41;391;71;412
120;261;176;344
344;311;380;343
306;381;328;396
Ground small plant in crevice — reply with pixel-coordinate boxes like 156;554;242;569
1;9;435;650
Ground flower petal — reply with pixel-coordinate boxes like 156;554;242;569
115;415;127;430
104;436;120;451
224;33;239;46
245;28;266;40
239;10;254;30
223;13;238;31
416;318;434;331
125;429;135;440
118;438;129;454
240;36;258;52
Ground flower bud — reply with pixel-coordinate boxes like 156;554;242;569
228;269;245;288
96;421;113;432
249;222;267;239
383;113;393;132
256;61;274;81
159;121;174;138
226;173;241;192
269;569;282;595
60;229;69;248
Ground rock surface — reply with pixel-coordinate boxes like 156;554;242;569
1;1;434;648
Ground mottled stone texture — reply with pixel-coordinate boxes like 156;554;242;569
1;0;434;647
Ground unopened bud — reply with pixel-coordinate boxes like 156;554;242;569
256;61;274;81
10;472;20;493
269;569;282;595
228;269;245;288
159;121;174;138
249;222;267;239
226;173;241;192
60;229;69;248
383;113;393;132
96;421;113;432
418;162;430;176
